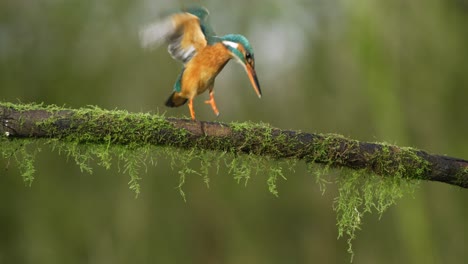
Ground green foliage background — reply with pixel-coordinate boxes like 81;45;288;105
1;0;467;263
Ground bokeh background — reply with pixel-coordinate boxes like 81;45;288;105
1;0;467;263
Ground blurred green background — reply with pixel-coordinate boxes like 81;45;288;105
1;0;467;263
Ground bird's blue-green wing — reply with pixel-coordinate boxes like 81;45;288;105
184;6;217;44
139;6;216;64
173;68;185;93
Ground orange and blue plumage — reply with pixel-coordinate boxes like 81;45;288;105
139;6;261;120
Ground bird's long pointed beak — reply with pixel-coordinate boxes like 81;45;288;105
245;64;262;98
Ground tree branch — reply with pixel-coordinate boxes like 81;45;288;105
1;102;467;188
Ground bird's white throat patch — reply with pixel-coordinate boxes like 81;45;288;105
222;41;239;49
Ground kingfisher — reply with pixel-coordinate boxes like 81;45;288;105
139;6;262;120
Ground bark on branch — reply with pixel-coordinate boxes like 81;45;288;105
1;102;467;188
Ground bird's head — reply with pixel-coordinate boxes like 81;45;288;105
221;34;262;98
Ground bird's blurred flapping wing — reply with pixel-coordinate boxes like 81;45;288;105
139;6;216;64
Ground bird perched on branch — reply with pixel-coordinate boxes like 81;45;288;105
139;5;262;120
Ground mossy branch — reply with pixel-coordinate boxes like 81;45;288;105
1;102;467;188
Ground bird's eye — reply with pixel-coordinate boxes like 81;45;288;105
245;53;254;66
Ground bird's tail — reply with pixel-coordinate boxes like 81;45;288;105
165;92;188;107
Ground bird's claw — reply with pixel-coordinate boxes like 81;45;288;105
205;99;220;116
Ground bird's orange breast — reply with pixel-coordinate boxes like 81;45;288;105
180;43;231;97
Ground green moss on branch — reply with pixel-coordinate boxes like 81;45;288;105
1;101;467;188
1;101;468;260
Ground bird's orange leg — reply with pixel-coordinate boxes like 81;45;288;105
188;99;196;120
204;90;220;116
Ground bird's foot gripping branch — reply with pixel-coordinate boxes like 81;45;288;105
1;102;467;260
